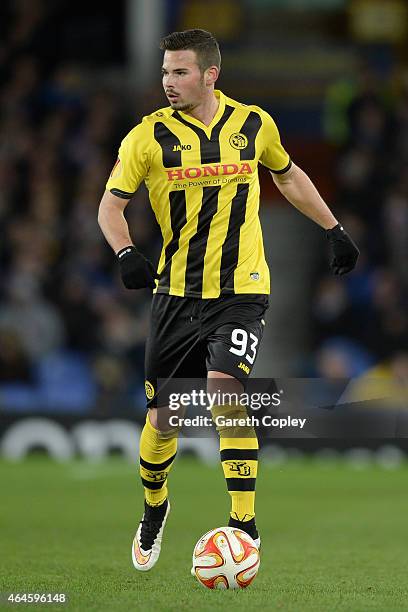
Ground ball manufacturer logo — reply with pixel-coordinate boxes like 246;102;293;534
145;380;155;400
229;133;248;150
196;539;206;554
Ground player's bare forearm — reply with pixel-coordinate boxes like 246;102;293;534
98;190;133;254
271;163;337;230
98;190;158;290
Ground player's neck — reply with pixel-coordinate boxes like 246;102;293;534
182;92;219;127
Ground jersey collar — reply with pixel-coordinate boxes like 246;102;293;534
175;90;226;137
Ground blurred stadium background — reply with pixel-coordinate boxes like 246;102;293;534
0;0;407;460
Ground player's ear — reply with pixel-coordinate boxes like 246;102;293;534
205;66;219;86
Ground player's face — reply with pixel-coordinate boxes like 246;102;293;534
162;50;207;112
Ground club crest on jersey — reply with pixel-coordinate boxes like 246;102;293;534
229;133;248;150
172;144;192;151
145;380;155;400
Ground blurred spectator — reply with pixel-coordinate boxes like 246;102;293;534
315;338;374;379
0;274;65;359
0;328;32;382
0;1;159;413
314;59;408;380
342;351;408;407
56;273;101;352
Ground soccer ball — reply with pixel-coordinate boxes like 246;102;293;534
192;526;260;589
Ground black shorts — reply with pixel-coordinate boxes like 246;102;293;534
144;293;269;407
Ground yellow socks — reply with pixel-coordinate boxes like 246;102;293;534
139;413;177;507
139;404;259;522
220;436;258;521
211;404;259;523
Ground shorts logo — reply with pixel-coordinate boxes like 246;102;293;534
225;461;251;476
238;362;250;374
145;380;155;400
250;272;260;281
229;133;248;150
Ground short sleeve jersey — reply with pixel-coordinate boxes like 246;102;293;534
106;89;291;298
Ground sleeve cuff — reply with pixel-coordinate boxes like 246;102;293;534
269;160;292;174
109;188;137;199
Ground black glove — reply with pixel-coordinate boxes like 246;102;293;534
117;245;158;289
326;223;359;275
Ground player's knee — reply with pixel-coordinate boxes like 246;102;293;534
210;403;247;421
148;407;180;438
207;371;243;394
148;408;170;433
210;403;256;439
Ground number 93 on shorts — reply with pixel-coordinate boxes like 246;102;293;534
206;321;265;378
144;294;269;405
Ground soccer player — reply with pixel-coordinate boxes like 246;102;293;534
98;29;359;571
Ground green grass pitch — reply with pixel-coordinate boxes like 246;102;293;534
1;456;407;611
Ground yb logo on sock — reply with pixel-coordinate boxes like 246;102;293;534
225;461;251;476
145;471;167;482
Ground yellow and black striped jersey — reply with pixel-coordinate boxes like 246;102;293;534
106;89;291;298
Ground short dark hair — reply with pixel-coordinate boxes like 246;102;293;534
159;29;221;73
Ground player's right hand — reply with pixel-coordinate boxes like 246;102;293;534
117;245;159;289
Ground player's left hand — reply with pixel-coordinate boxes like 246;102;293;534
326;223;359;275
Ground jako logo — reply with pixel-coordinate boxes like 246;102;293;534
238;362;250;374
166;163;253;181
172;144;192;151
